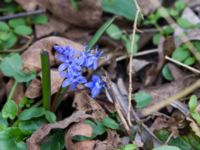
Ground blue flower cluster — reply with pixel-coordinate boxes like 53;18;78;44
54;45;105;98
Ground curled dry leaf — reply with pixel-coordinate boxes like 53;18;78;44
25;78;41;99
22;36;84;72
37;0;102;27
138;0;159;15
27;111;91;150
35;17;69;38
65;122;95;150
73;91;106;120
14;0;39;11
187;117;200;138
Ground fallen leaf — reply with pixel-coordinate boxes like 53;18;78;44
26;111;91;150
35;17;68;38
65;122;96;150
25;78;41;99
22;36;84;72
187;117;200;138
14;0;39;11
138;0;159;15
37;0;102;27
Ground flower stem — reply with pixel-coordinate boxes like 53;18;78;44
7;80;18;100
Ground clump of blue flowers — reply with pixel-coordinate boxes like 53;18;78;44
54;45;105;98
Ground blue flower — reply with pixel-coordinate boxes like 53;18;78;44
85;75;105;98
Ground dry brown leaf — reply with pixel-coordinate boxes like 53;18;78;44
73;91;106;120
187;117;200;138
25;78;41;99
35;17;69;38
22;36;84;72
27;111;91;150
37;0;102;27
65;122;96;150
138;0;159;15
14;0;39;11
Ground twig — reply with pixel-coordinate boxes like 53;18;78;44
165;56;200;74
128;0;141;127
142;79;200;116
0;9;46;21
0;36;33;53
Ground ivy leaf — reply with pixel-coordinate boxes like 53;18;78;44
102;116;119;130
2;100;18;120
162;64;174;81
31;15;48;25
14;25;32;36
133;91;153;108
106;23;123;40
18;107;46;121
0;53;35;82
8;18;26;28
45;111;56;123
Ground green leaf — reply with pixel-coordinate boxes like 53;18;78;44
8;18;26;28
162;65;174;81
172;47;191;62
162;26;174;35
87;17;116;51
106;23;123;40
183;57;196;66
0;32;10;41
45;111;56;123
133;91;153;108
157;7;169;18
14;25;32;36
102;0;136;20
153;145;181;150
4;0;12;3
175;0;185;11
2;100;18;120
177;18;193;29
191;112;200;125
85;120;105;136
0;113;8;131
169;9;179;17
0;21;9;32
0;53;35;82
0;32;17;49
102;116;119;130
120;144;137;150
18;107;46;121
152;33;161;45
40;131;65;150
189;95;198;112
31;15;48;25
0;127;28;150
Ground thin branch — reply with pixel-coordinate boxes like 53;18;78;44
0;9;46;21
128;0;141;127
165;56;200;74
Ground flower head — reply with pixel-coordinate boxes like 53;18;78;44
85;75;105;98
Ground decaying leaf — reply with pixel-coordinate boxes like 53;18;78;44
65;122;96;150
22;36;84;72
37;0;102;27
27;111;91;150
25;78;41;99
14;0;39;11
73;91;106;120
138;0;159;15
187;117;200;138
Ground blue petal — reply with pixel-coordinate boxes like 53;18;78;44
91;87;100;98
62;79;72;87
58;63;68;72
84;82;94;88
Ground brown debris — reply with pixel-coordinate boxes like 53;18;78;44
25;78;41;99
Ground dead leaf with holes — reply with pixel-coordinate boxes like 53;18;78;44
27;111;91;150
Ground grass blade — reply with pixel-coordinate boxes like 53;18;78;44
40;51;51;110
86;16;116;51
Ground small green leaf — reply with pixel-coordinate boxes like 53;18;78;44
162;65;174;81
162;26;174;35
102;116;119;130
133;91;153;108
0;32;17;49
153;145;181;150
14;25;32;36
169;9;179;17
158;7;169;18
152;33;161;45
87;17;116;51
18;107;46;121
191;112;200;125
175;0;185;11
31;15;48;25
0;113;8;131
183;57;196;66
0;21;9;32
120;144;137;150
0;32;10;41
106;24;123;40
189;95;198;112
172;47;191;62
177;18;193;29
85;120;105;136
45;111;56;123
2;100;18;120
8;18;26;28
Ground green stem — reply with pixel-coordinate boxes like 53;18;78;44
40;51;51;110
7;80;18;100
